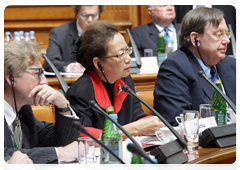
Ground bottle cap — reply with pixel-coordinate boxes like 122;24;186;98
106;106;114;112
215;80;222;84
158;33;163;38
109;114;118;121
25;32;30;36
30;30;35;35
145;158;157;168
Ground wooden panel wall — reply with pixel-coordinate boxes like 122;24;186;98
4;5;151;46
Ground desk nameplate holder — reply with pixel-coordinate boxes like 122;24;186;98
199;123;236;148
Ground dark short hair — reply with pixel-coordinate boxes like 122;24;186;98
72;5;105;17
178;7;224;48
76;21;119;71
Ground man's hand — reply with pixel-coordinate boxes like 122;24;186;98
7;151;33;164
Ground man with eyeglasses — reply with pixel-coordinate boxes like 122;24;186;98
44;5;104;73
130;5;180;57
154;7;236;126
4;41;84;163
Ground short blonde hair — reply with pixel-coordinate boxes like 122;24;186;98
4;41;41;88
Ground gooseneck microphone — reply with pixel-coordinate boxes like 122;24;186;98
121;84;188;164
127;143;155;164
121;85;187;147
41;53;69;94
88;100;153;163
198;71;236;113
72;120;125;164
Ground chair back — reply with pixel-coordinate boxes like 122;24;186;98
136;88;154;115
31;104;55;123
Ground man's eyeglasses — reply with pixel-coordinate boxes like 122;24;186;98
78;12;99;20
25;68;44;80
104;47;133;60
205;31;232;40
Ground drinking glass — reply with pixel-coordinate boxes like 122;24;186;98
144;49;153;57
199;104;212;119
182;110;199;153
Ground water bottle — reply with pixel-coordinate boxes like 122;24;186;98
4;32;11;42
25;32;31;41
165;40;173;58
100;107;121;164
14;31;21;41
19;30;25;41
29;30;36;43
156;33;165;68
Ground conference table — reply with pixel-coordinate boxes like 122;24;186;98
42;145;238;170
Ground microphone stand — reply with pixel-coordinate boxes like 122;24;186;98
121;85;188;164
72;120;125;164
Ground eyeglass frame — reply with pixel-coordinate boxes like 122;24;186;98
78;12;100;20
25;68;44;80
204;31;232;40
103;47;133;59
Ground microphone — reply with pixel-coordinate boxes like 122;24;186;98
197;71;236;113
127;143;156;164
121;84;188;164
121;85;187;147
126;29;141;74
72;120;125;164
88;100;152;162
41;53;69;94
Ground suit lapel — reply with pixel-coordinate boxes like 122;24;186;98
68;19;79;54
148;23;160;45
4;117;15;148
183;49;213;100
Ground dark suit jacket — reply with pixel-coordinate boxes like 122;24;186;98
130;22;181;57
44;19;79;72
4;105;82;164
154;48;236;126
174;5;236;56
66;70;148;138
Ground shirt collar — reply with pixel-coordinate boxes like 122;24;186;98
76;19;82;37
192;53;216;80
4;100;17;127
154;23;174;33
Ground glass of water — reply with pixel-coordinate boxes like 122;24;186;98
182;110;199;153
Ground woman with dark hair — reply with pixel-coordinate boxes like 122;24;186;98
66;21;164;139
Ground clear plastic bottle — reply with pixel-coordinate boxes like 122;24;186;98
29;30;36;43
25;32;31;41
165;40;173;58
19;30;25;41
14;31;20;41
4;31;11;42
156;33;165;68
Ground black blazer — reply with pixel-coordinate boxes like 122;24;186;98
175;5;238;55
44;19;79;72
66;71;148;137
4;105;82;164
130;22;181;57
154;48;236;126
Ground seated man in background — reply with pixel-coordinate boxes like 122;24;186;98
130;5;180;57
4;41;83;163
5;151;33;164
154;7;236;126
44;5;104;73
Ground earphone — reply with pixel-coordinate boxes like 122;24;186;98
98;63;103;72
11;78;14;87
195;38;199;47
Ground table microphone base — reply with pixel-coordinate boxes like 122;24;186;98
199;123;236;148
150;140;188;164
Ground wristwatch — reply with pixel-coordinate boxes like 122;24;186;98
57;100;70;112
